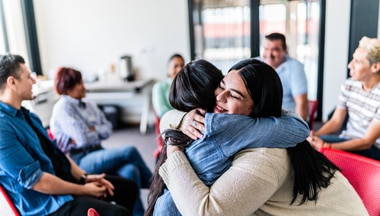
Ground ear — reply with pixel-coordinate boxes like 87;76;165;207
6;76;17;90
371;62;380;74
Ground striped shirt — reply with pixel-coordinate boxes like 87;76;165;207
337;78;380;148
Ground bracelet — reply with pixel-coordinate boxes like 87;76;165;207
323;142;332;149
79;173;88;184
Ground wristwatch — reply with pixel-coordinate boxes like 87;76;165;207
80;173;88;184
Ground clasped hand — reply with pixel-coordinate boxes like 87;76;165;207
84;173;114;198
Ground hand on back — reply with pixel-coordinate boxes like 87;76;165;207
180;109;206;140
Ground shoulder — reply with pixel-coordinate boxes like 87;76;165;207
342;78;360;90
232;148;290;178
285;56;302;64
53;97;74;110
153;80;170;90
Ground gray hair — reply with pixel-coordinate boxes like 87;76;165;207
358;36;380;65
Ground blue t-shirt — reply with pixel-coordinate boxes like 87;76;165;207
0;102;73;216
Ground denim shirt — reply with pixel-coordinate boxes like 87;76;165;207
154;111;309;216
0;102;73;216
187;112;309;185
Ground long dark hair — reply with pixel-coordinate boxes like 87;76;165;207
145;59;223;216
229;59;339;204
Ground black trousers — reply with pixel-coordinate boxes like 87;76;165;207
50;175;138;216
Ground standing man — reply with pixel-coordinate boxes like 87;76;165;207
0;54;138;215
308;36;380;161
258;32;308;120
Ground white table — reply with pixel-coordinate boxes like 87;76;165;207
85;79;155;134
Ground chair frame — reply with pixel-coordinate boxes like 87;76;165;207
153;109;163;159
0;184;20;216
308;99;318;130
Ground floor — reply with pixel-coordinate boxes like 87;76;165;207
101;123;157;209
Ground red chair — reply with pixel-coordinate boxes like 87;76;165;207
308;99;318;130
47;128;55;140
88;208;100;216
320;147;380;216
153;110;163;160
0;184;20;216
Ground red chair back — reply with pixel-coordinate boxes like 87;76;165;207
0;184;20;216
88;208;100;216
308;99;318;130
47;128;55;140
153;110;163;159
321;148;380;216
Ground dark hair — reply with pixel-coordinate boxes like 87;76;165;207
169;59;223;112
54;67;83;95
265;32;287;50
145;59;223;216
0;54;25;89
168;53;184;64
231;58;339;205
228;58;283;118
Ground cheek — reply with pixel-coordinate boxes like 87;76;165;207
214;89;221;97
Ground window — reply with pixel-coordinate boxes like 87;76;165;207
189;0;323;100
190;0;251;73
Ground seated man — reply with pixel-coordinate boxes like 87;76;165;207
0;54;138;215
308;36;380;161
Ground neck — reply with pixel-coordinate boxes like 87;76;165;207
362;75;380;91
0;91;22;109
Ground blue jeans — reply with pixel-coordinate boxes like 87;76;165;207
153;189;182;216
71;145;152;216
321;135;380;161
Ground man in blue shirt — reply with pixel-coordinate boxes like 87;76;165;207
0;54;137;215
257;32;308;120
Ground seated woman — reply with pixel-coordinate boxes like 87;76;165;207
156;59;367;215
49;67;152;216
145;59;311;216
152;53;185;118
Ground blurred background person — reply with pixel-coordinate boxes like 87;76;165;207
257;32;308;120
152;53;185;118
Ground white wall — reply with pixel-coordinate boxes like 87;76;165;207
32;0;377;122
322;0;351;120
33;0;190;82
